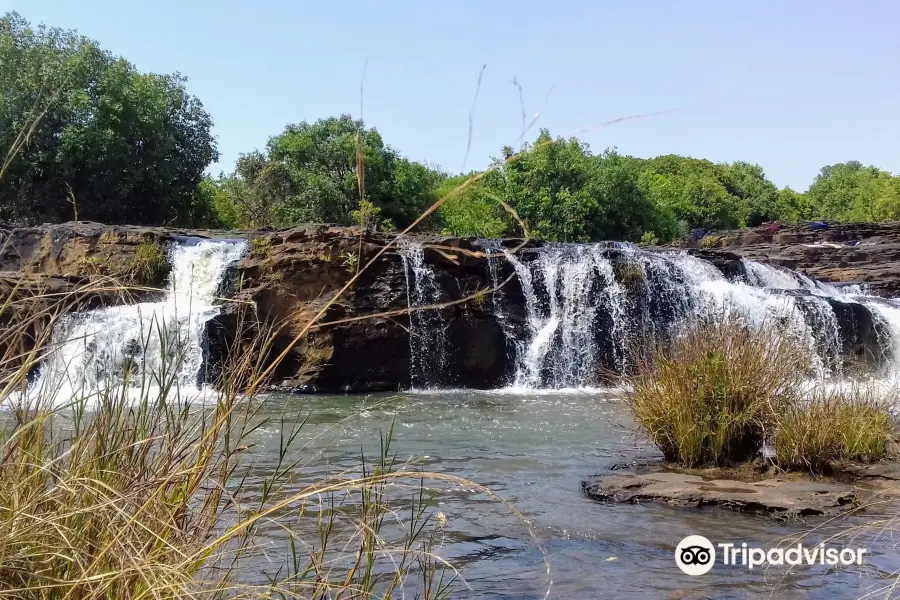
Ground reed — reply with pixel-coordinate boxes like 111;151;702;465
775;385;895;473
0;284;473;599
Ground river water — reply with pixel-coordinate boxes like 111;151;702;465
240;390;900;599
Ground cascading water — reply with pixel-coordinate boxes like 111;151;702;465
32;238;248;404
392;237;900;391
466;244;900;390
502;245;630;389
398;239;449;389
499;246;837;387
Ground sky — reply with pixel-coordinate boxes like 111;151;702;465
6;0;899;189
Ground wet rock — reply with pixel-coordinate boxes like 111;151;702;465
676;221;900;297
202;225;517;392
6;220;900;393
582;470;859;517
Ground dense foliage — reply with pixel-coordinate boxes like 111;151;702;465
0;13;218;226
4;11;900;240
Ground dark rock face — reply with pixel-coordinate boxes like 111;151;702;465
203;226;520;392
4;221;900;393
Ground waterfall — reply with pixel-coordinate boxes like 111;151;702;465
398;239;449;389
502;245;630;389
390;238;900;391
32;238;248;404
488;245;893;390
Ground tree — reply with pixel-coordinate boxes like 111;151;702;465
724;161;779;226
216;115;443;230
774;186;811;223
496;130;600;242
437;172;511;238
806;161;900;222
589;150;668;241
0;12;218;226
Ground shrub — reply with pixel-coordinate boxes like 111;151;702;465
250;235;272;255
626;314;810;467
700;234;721;248
775;389;895;473
129;239;170;285
639;231;660;246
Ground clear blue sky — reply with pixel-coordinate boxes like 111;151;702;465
6;0;899;189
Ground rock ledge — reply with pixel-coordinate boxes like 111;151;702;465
581;468;900;518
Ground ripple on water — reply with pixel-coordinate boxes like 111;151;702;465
240;390;900;598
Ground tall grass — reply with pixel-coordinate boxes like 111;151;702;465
0;281;484;599
775;387;894;473
626;313;898;472
626;314;811;467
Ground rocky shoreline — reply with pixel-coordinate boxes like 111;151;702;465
1;220;899;393
582;460;900;519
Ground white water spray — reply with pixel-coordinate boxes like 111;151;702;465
398;239;449;389
31;238;247;405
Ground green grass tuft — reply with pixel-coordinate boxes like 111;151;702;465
775;390;895;473
129;239;170;285
626;314;810;468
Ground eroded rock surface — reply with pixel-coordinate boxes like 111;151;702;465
582;471;858;517
3;220;900;392
677;221;900;297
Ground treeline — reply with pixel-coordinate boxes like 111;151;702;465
3;12;900;243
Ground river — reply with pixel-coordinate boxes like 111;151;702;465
238;390;900;599
24;235;900;598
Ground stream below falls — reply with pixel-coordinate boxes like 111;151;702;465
239;391;900;599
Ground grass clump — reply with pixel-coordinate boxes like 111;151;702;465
129;239;169;285
250;235;272;255
775;389;895;473
626;314;810;467
700;234;721;248
611;260;646;291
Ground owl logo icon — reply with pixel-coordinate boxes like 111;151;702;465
675;535;715;575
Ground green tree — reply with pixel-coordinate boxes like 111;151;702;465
437;172;510;238
220;115;442;230
806;161;900;222
495;131;599;242
773;186;810;222
0;12;217;226
724;161;780;226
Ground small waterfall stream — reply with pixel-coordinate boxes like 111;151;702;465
32;238;247;404
399;239;449;389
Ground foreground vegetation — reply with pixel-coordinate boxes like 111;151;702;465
4;11;900;243
0;282;483;599
626;315;897;473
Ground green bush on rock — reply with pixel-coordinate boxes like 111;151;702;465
626;315;810;468
626;314;898;472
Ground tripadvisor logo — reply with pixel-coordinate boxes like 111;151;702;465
675;535;868;575
675;535;715;575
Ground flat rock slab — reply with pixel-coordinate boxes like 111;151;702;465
582;471;857;517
